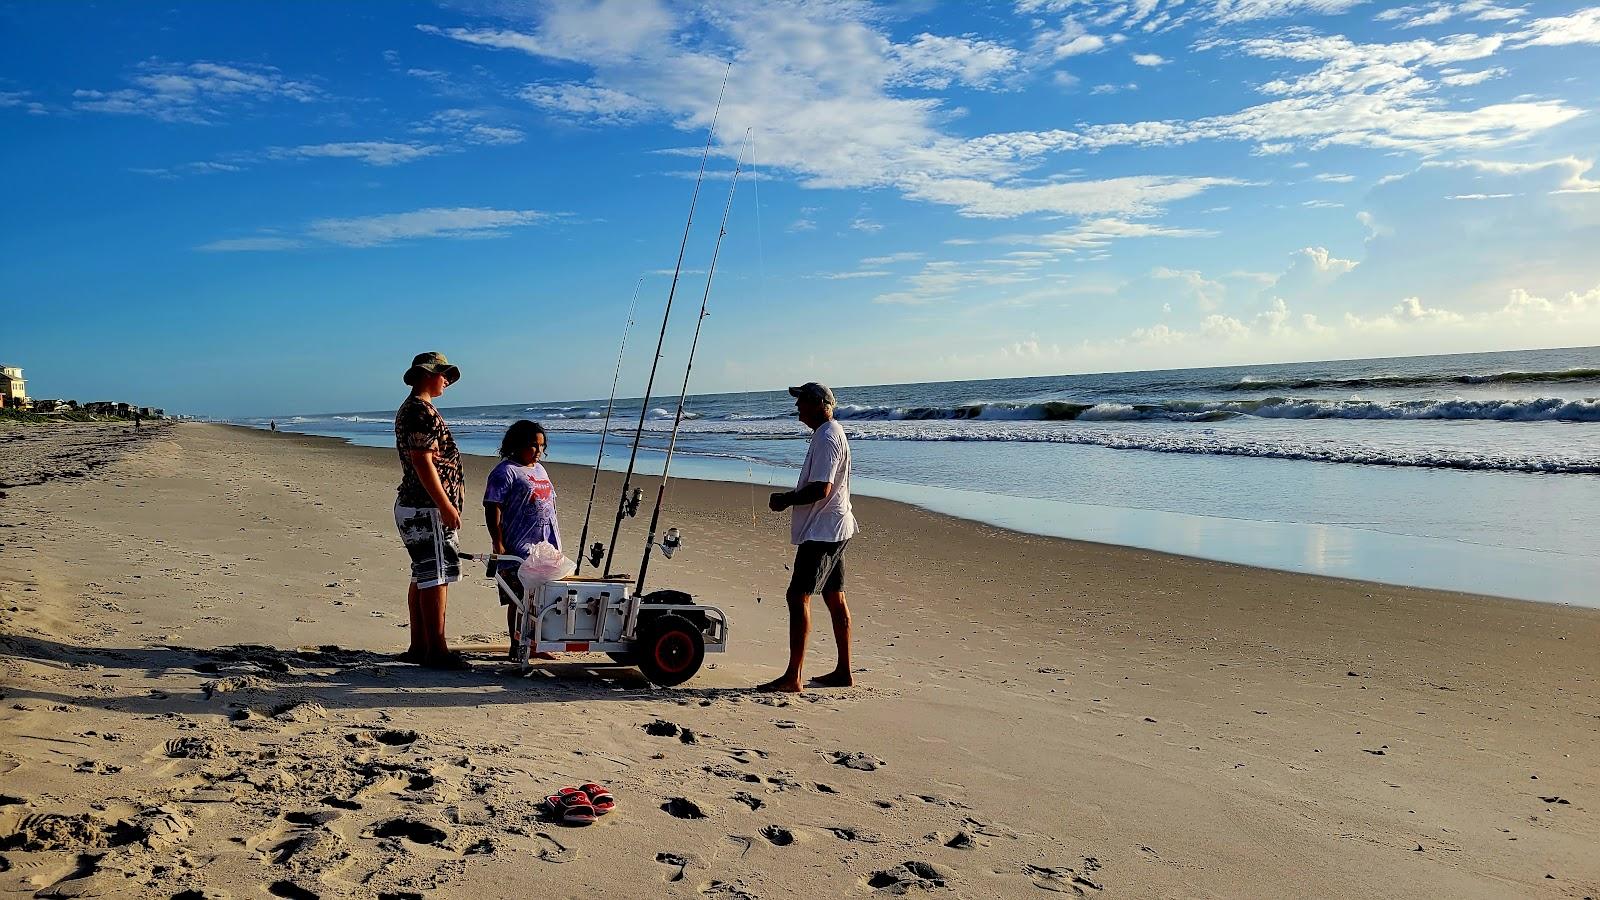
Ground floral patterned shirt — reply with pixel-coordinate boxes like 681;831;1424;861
395;395;463;511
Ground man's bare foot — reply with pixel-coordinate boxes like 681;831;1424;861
812;669;853;688
756;676;803;693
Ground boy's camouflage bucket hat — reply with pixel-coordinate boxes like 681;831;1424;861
403;351;461;386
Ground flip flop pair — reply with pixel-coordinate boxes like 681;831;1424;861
543;783;615;825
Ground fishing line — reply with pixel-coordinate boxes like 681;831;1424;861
634;129;752;595
602;63;732;579
574;274;642;574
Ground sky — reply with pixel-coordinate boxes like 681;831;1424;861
2;0;1599;417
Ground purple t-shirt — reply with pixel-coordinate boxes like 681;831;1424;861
484;460;560;567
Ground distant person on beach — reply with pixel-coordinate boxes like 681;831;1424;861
270;420;276;431
483;420;561;656
758;382;858;693
394;351;469;670
134;411;142;429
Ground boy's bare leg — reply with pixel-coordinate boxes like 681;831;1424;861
812;590;853;687
416;584;449;657
404;582;424;659
756;590;810;692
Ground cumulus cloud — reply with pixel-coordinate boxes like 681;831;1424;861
1130;52;1170;66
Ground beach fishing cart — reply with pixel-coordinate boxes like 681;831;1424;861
465;553;728;687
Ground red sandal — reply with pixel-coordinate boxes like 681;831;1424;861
551;790;595;825
579;782;615;815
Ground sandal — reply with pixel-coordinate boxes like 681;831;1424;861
553;790;596;825
579;782;615;815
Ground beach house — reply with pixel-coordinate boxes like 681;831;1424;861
0;365;28;409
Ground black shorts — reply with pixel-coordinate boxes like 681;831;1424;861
789;539;848;596
496;566;522;606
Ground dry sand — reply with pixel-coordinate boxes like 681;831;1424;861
1;421;1597;899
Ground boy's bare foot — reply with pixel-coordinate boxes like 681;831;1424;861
756;676;803;693
812;669;853;688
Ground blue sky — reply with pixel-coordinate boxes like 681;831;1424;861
3;0;1599;417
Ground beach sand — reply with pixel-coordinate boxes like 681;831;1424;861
1;422;1596;899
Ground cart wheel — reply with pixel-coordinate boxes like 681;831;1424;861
637;614;705;687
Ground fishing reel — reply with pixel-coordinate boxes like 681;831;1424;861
587;542;605;569
659;527;682;559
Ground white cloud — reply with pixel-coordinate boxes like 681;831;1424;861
131;161;243;178
818;270;892;280
1438;66;1507;86
306;207;551;247
73;61;319;124
1056;34;1107;57
195;237;305;252
1314;172;1356;182
270;142;441;166
1511;7;1600;46
891;33;1022;89
520;82;655;124
851;216;884;233
901;174;1242;218
1000;217;1216;251
861;251;925;265
1130;52;1170;66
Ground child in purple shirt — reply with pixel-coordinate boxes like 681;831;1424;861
483;420;560;651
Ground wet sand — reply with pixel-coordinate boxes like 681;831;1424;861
1;422;1596;899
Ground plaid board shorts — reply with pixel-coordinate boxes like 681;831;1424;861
395;503;462;589
788;539;849;596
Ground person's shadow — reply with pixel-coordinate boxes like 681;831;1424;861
0;632;749;719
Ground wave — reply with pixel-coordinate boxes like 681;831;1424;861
814;397;1600;423
1223;367;1600;392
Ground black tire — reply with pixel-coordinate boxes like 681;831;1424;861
641;589;693;605
636;613;705;687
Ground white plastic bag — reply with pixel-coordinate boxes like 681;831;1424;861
518;541;575;594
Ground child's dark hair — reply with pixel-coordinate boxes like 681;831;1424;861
499;420;547;460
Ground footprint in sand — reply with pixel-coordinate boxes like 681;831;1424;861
829;751;886;771
655;851;694;882
927;830;981;850
822;825;884;844
759;825;796;846
866;861;951;894
732;792;764;811
532;831;574;863
698;880;758;899
662;797;710;820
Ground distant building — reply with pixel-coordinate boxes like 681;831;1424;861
33;399;62;413
0;365;27;409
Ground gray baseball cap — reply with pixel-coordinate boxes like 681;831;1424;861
788;382;835;406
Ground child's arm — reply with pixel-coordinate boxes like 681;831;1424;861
484;502;505;555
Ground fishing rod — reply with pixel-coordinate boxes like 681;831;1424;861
574;275;643;575
634;131;750;596
602;64;731;578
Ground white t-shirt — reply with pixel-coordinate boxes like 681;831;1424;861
791;418;857;545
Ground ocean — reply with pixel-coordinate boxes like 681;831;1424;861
240;346;1600;607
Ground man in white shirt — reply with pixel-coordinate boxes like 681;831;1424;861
758;382;858;693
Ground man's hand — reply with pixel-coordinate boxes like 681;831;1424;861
439;504;462;531
768;491;790;512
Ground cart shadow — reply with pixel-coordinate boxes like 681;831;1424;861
0;633;750;717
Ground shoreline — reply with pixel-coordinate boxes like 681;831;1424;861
229;421;1600;610
2;422;1596;898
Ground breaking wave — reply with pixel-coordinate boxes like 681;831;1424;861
804;397;1600;423
1221;367;1600;391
